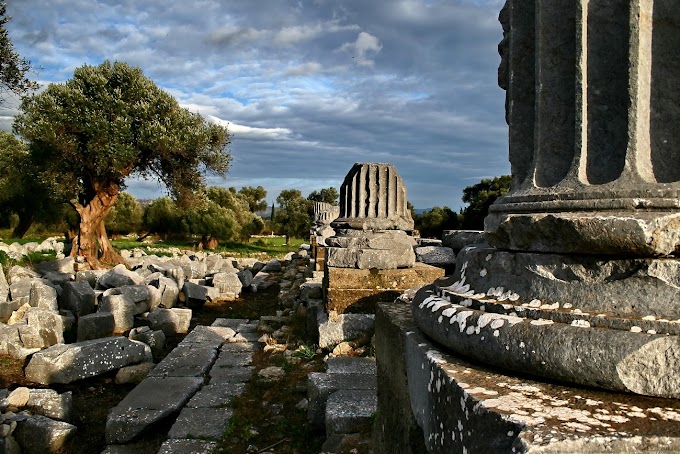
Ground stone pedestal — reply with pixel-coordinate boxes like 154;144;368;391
376;303;680;454
324;262;444;314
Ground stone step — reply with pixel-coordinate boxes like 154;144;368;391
325;389;377;435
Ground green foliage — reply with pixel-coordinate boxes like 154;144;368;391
0;131;63;237
460;175;511;230
106;192;143;235
273;189;312;243
292;344;316;360
0;3;39;104
307;187;339;206
415;206;461;239
238;185;268;213
143;197;181;235
13;60;230;214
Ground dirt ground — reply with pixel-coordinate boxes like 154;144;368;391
0;281;335;454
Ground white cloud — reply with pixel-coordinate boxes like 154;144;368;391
283;62;323;77
207;116;293;141
340;31;382;67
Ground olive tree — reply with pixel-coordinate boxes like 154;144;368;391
13;61;230;268
273;189;311;244
0;3;39;104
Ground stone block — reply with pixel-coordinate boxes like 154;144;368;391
99;294;135;334
8;266;39;284
97;264;144;289
77;312;114;341
36;257;75;274
414;246;456;266
307;372;376;427
0;299;21;323
75;269;106;288
324;262;444;314
115;362;155;384
9;279;34;303
211;318;249;330
29;282;58;311
149;346;218;378
213;350;253;368
167;407;233;440
156;439;217;454
103;285;159;315
178;325;234;349
262;259;281;272
13;414;77;454
441;230;486;251
317;312;375;349
25;337;151;385
325;389;377;435
150;276;179;308
0;323;20;355
25;389;72;422
181;282;210;310
105;376;203;444
26;307;64;346
128;326;166;358
60;281;96;318
326;357;377;376
186;382;245;408
208;365;254;383
147;308;192;336
212;272;242;295
237;269;253;288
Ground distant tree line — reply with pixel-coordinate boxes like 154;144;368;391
413;175;511;238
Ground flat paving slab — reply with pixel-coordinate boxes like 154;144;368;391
177;325;235;349
326;357;377;376
209;365;254;383
156;439;217;454
167;407;233;440
186;382;246;408
148;346;217;378
213;350;253;368
307;372;377;427
105;377;203;444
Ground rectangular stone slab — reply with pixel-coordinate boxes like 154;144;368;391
105;376;203;444
25;337;151;385
167;407;233;440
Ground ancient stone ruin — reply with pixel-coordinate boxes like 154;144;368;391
375;1;680;453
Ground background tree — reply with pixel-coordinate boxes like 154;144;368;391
238;185;268;213
13;61;230;268
180;196;237;249
415;206;461;239
143;197;181;239
0;131;62;237
106;192;143;235
307;187;339;206
460;175;511;230
0;3;39;105
273;189;311;244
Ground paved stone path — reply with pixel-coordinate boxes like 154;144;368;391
102;318;260;454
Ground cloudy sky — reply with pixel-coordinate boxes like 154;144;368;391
4;0;508;210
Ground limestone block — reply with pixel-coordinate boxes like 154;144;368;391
36;257;75;274
26;307;64;347
9;280;34;303
326;247;415;270
129;326;166;358
212;272;242;295
414;246;456;266
148;346;218;378
150;276;179;308
7;266;39;284
181;282;209;310
0;323;20;355
186;382;245;408
237;269;253;288
157;439;217;454
17;324;45;348
178;325;235;349
60;281;96;318
77;312;115;341
29;281;58;312
0;299;22;323
39;271;72;287
13;414;77;454
115;362;155;384
0;266;8;297
262;259;281;272
441;229;486;251
74;269;107;288
167;407;233;440
99;294;135;334
105;376;203;444
25;389;73;422
97;264;144;289
208;365;254;383
326;357;377;376
103;285;158;315
24;337;152;385
325;389;377;435
178;260;207;280
147;308;192;336
307;372;376;427
317;312;375;348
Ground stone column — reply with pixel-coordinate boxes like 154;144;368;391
411;0;680;400
488;0;680;257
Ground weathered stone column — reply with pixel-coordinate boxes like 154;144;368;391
326;163;416;270
411;0;680;400
488;0;680;257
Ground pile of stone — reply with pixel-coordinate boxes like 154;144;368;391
0;386;75;454
413;238;456;271
0;238;65;261
0;251;266;366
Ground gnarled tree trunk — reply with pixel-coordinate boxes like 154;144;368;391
69;182;125;269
